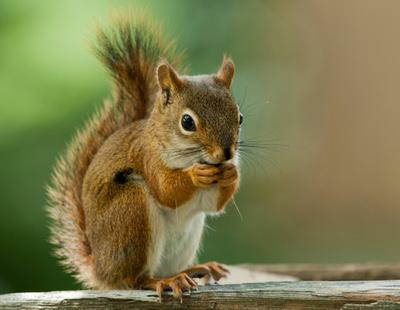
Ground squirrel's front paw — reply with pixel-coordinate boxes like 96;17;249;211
219;163;239;187
187;164;220;188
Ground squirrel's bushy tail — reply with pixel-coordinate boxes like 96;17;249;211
47;12;182;287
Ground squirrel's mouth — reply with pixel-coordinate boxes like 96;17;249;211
199;149;238;166
199;160;223;166
199;157;233;166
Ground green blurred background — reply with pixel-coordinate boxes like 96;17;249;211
2;0;400;293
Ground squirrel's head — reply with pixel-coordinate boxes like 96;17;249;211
153;57;242;168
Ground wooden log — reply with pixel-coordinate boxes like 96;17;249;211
2;281;400;309
239;263;400;280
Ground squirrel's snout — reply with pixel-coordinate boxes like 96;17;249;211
210;146;235;163
223;147;233;161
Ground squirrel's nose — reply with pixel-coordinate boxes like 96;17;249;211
210;146;234;163
223;147;232;160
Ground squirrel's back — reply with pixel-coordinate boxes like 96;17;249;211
46;13;182;287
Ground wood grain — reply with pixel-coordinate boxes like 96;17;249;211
2;281;400;309
240;263;400;280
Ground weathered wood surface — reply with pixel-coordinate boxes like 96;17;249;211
241;263;400;281
2;281;400;309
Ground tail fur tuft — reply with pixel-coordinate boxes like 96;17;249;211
93;11;184;119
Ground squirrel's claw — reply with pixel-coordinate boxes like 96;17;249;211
218;164;239;187
183;262;230;284
188;164;221;188
146;273;198;302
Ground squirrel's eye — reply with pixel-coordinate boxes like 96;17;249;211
181;114;196;132
239;113;243;125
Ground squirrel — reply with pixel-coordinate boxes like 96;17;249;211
47;13;242;300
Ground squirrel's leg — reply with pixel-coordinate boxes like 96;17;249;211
146;163;221;208
180;165;238;284
182;262;230;284
140;273;198;301
217;163;240;210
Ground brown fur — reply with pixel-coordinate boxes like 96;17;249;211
47;14;182;288
47;13;241;291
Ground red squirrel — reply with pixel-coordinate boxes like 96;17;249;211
47;13;242;299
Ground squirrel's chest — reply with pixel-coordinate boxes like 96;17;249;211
146;186;219;278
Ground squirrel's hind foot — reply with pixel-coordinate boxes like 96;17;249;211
143;273;198;302
183;261;230;284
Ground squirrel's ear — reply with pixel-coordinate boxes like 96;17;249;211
216;56;235;89
157;62;183;93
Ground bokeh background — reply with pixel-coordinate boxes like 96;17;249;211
1;0;400;293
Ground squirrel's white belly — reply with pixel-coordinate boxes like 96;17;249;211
146;185;219;278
